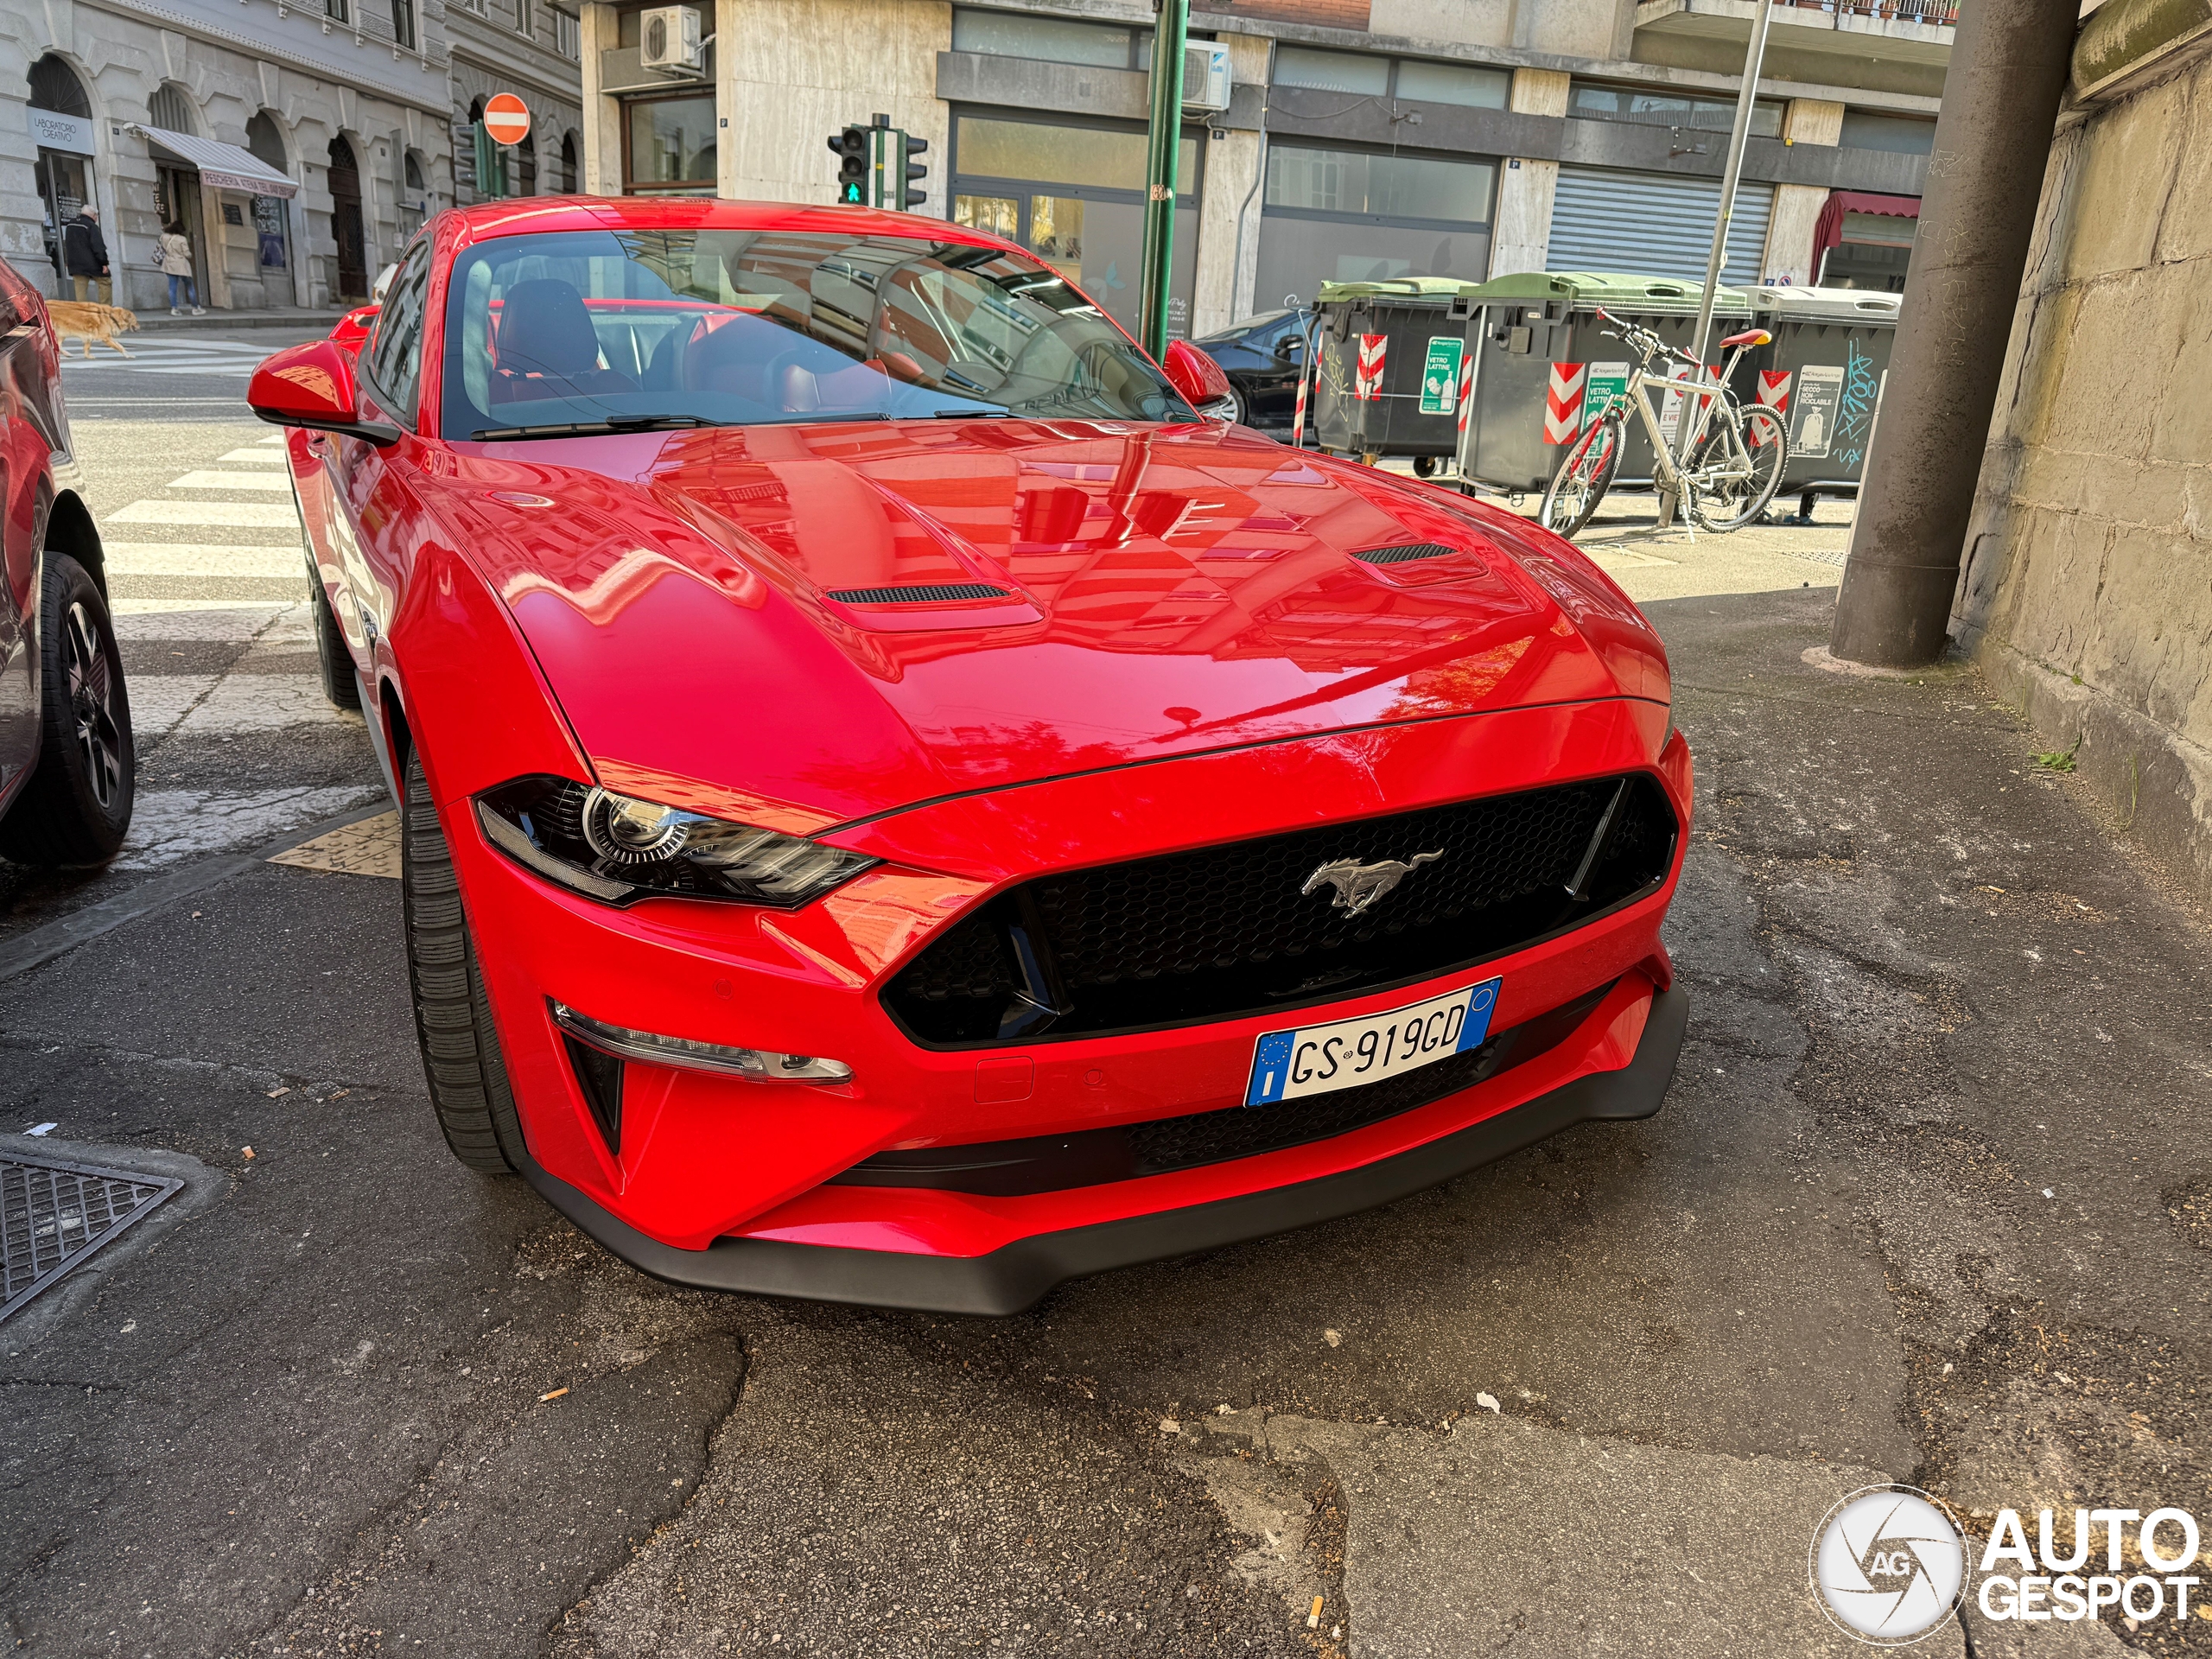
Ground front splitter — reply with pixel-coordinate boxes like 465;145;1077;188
521;985;1689;1317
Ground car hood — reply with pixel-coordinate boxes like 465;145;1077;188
444;418;1668;831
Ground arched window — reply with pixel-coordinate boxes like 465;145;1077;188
467;98;508;200
517;130;537;197
246;111;289;174
149;82;195;135
560;131;577;194
404;151;427;195
29;54;92;118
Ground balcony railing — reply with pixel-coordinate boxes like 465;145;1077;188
1783;0;1959;23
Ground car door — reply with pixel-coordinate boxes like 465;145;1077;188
0;265;40;794
327;240;432;666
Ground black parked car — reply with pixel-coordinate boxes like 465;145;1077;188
1190;308;1313;436
0;255;133;867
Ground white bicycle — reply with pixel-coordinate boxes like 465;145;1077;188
1541;308;1789;537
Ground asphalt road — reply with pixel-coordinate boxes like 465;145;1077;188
1;355;2202;1657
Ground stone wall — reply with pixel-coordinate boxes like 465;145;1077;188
1953;24;2212;900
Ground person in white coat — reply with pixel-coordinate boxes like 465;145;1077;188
157;222;205;317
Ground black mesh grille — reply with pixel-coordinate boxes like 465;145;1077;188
826;583;1008;604
884;772;1676;1046
1353;543;1457;564
835;980;1615;1196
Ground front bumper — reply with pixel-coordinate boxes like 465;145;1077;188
521;982;1688;1315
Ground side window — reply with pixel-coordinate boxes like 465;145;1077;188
365;242;432;423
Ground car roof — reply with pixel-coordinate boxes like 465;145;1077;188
442;194;1018;255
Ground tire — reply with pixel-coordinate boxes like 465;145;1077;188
0;552;134;867
308;556;361;710
400;747;523;1174
1224;385;1249;426
1688;404;1789;532
1540;414;1623;539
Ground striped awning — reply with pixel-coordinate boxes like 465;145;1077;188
129;124;299;199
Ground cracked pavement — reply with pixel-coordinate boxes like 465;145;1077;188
3;441;2207;1658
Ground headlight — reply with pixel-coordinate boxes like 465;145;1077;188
475;775;875;908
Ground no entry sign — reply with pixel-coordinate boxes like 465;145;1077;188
482;94;530;147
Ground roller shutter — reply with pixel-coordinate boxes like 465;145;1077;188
1547;167;1775;285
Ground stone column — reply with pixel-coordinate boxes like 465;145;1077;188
1489;68;1567;278
1761;98;1843;285
715;0;741;199
1191;30;1268;337
579;2;624;195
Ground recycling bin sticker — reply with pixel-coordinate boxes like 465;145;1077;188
1419;337;1465;416
1790;365;1844;459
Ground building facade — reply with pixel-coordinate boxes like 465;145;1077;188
3;0;458;309
448;0;584;207
577;0;1948;340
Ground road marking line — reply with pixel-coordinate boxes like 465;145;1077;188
105;543;306;579
216;448;289;463
111;500;300;527
164;470;294;492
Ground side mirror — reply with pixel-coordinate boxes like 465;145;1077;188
248;339;400;447
328;303;380;353
1160;339;1236;421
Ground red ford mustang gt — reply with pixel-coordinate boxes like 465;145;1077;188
251;198;1691;1315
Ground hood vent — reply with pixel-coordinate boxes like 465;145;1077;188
827;583;1009;604
1353;543;1459;565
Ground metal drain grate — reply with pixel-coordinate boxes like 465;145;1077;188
1;1152;181;1323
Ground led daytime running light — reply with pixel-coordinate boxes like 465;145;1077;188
550;1001;853;1083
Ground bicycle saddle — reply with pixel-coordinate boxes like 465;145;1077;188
1719;327;1772;349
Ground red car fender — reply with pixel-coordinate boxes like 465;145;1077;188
380;534;593;810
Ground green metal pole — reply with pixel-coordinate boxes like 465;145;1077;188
1139;0;1189;359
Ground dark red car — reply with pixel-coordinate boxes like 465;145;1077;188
251;199;1689;1314
0;256;132;868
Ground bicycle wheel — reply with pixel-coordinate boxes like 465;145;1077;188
1540;413;1623;538
1688;404;1788;531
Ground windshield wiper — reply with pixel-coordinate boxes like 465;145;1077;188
931;406;1014;419
469;414;719;441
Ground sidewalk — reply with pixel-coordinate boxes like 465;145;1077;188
126;303;350;334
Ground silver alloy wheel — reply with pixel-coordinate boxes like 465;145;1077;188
63;599;122;809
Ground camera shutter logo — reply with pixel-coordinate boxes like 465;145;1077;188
1810;1484;1969;1645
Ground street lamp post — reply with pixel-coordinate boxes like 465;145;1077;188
1139;0;1190;360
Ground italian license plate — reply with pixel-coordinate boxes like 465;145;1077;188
1243;977;1502;1107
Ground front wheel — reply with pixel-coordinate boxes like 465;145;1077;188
0;552;134;867
1541;414;1623;538
1688;404;1789;531
401;748;524;1174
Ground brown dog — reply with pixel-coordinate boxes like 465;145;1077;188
48;300;141;359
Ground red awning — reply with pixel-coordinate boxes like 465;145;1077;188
1814;190;1919;273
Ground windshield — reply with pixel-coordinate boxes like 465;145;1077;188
438;227;1195;440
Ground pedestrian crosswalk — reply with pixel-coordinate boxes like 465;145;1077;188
58;336;279;377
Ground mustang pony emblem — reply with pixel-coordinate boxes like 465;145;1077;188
1301;852;1443;918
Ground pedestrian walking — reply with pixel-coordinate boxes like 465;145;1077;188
157;222;205;316
62;206;111;305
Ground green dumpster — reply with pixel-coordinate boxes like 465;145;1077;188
1309;277;1484;469
1741;286;1901;519
1452;271;1753;495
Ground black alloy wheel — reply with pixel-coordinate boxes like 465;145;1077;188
0;551;134;866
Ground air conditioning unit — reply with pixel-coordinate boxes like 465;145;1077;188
640;5;703;71
1182;43;1232;113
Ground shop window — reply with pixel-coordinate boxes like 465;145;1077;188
1255;142;1495;311
622;95;715;194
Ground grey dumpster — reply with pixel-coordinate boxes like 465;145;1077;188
1452;271;1752;495
1309;277;1484;470
1740;286;1901;519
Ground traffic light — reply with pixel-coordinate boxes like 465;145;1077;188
829;125;868;205
898;132;929;211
